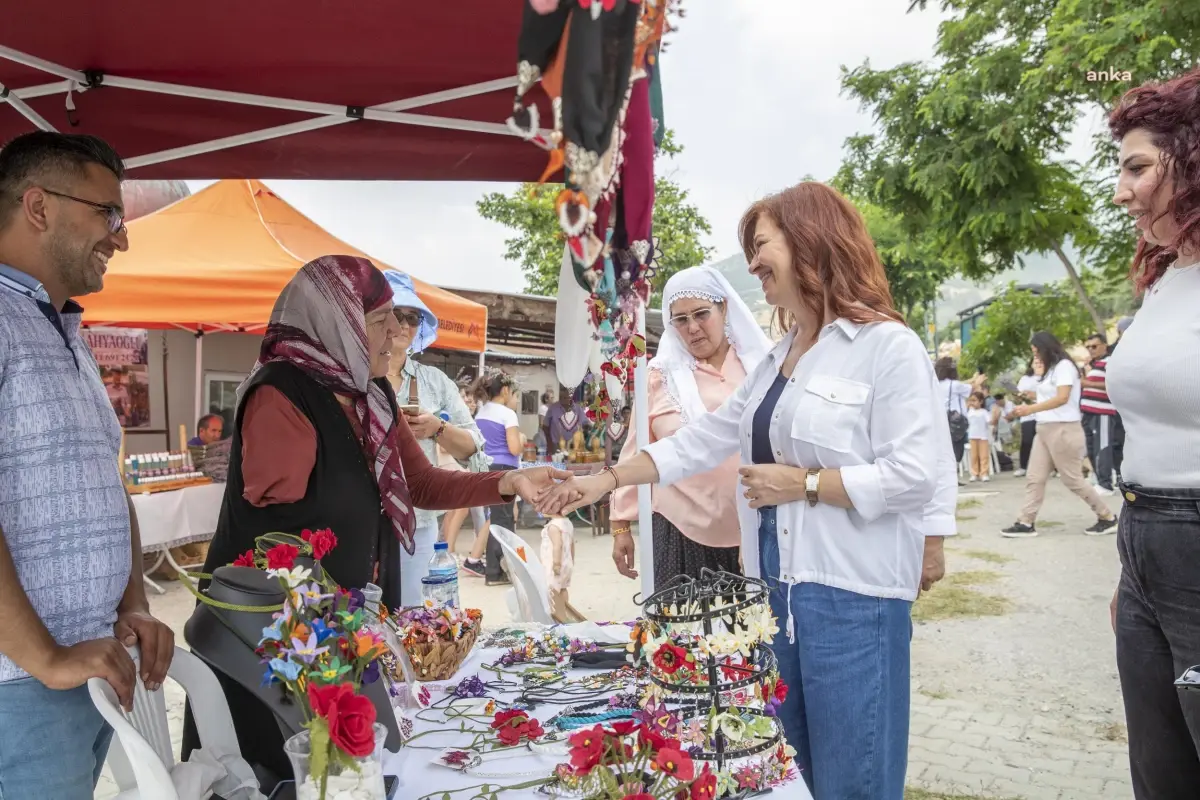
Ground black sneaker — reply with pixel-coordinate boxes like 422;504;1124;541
485;572;512;587
460;558;485;578
1084;517;1118;536
1001;522;1038;538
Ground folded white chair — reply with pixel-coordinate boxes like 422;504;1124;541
490;524;555;625
88;644;266;800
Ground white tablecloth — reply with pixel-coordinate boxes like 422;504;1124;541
130;482;227;552
381;623;813;800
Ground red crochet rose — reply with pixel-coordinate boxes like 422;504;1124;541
308;682;377;757
265;543;299;570
302;527;338;560
232;550;256;568
774;678;789;704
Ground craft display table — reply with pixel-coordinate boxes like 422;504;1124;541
130;481;226;593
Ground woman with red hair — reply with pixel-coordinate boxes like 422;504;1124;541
540;182;958;798
1105;67;1200;800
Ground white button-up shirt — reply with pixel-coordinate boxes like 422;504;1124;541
644;319;957;606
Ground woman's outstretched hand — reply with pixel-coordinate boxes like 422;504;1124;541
536;473;611;516
498;466;574;514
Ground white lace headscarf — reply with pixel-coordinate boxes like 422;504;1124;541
649;266;772;423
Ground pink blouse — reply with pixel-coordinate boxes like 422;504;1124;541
611;353;745;548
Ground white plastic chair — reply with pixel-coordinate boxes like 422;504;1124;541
88;645;255;799
490;524;555;625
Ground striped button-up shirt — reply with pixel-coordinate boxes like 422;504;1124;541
0;264;131;683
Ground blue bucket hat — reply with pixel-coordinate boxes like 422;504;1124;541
382;270;439;354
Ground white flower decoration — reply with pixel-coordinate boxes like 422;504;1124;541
269;565;312;588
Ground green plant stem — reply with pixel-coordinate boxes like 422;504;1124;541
415;777;553;800
319;738;330;800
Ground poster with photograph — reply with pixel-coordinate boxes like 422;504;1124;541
83;328;151;429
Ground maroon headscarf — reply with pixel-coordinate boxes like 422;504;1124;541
239;255;418;552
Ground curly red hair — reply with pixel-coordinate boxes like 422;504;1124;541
738;181;903;335
1108;67;1200;293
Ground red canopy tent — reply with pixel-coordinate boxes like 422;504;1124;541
0;1;553;181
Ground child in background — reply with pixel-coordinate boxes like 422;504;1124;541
967;391;992;482
540;515;583;622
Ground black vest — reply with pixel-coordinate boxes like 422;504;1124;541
202;361;403;609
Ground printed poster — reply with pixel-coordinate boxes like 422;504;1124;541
83;328;151;429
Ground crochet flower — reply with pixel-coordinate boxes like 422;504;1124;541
289;631;329;664
301;527;338;560
568;726;606;773
651;642;689;675
267;657;302;682
690;764;718;799
269;564;311;588
232;550;256;568
653;747;695;782
265;543;299;571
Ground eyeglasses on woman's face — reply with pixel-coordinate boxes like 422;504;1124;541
393;308;422;328
669;304;720;329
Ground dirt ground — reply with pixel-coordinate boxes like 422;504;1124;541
96;471;1132;799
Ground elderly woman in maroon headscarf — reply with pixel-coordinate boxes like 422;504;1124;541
190;255;566;776
203;255;565;604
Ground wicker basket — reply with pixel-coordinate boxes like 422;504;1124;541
399;619;480;682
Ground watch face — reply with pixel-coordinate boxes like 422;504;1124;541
806;473;819;491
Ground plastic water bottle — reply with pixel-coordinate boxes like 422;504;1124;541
421;542;459;608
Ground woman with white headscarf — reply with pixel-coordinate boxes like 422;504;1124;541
609;266;772;590
382;270;492;605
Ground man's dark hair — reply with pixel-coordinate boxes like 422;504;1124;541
0;132;125;229
1086;332;1108;345
197;413;222;432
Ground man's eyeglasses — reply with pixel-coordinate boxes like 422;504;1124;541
40;189;126;234
393;310;423;328
669;303;722;329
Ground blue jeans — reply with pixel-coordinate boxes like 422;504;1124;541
0;677;113;799
758;507;912;799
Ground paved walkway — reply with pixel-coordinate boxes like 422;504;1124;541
97;471;1132;799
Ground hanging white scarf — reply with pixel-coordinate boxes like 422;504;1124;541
648;266;772;424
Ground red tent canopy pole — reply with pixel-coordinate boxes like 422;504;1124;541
0;44;548;169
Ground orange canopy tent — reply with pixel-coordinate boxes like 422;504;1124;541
83;179;488;353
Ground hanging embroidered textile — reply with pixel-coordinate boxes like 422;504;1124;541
509;0;676;423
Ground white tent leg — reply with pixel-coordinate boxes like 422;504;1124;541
635;301;653;599
193;333;204;427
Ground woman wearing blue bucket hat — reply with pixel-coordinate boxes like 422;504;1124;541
382;269;491;605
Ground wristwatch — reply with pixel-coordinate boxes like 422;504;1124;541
805;469;821;507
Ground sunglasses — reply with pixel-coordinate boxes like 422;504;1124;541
393;310;423;328
669;303;722;328
39;188;126;234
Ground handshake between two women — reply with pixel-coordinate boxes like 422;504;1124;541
497;466;615;517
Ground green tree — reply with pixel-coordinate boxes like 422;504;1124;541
477;129;714;304
837;46;1107;333
889;0;1200;293
958;282;1094;376
854;198;955;321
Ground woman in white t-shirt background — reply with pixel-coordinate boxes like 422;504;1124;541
471;368;524;585
1003;332;1117;537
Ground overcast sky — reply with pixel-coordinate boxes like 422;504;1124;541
185;2;1003;294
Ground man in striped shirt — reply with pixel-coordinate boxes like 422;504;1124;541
1081;333;1123;495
